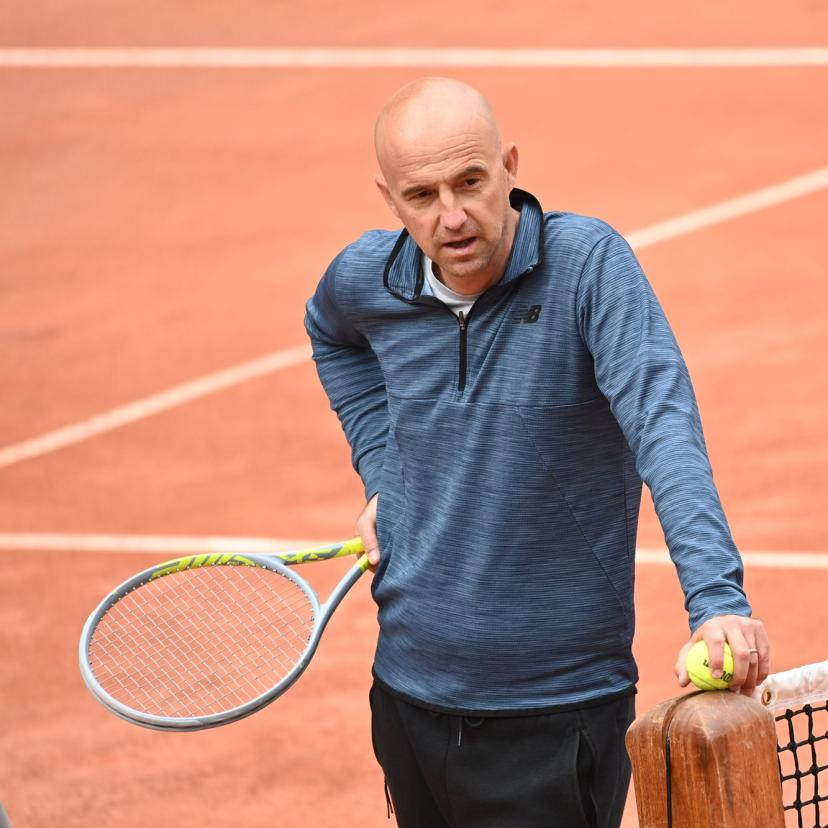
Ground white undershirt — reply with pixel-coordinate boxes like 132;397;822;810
422;254;481;317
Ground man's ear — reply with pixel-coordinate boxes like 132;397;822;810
375;175;401;219
502;142;519;188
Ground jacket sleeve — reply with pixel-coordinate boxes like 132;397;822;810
576;230;752;631
304;251;389;500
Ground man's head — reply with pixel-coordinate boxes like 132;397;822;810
374;78;519;294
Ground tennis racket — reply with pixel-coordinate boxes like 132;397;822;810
78;537;367;732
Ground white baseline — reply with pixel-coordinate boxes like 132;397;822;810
1;165;827;470
1;47;828;68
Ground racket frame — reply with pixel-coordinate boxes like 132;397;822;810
79;543;368;732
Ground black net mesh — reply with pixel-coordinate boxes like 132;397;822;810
776;700;828;828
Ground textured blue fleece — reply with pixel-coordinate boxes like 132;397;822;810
305;189;751;713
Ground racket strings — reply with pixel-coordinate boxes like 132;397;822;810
87;564;316;719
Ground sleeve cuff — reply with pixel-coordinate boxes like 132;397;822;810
357;444;385;501
687;585;753;632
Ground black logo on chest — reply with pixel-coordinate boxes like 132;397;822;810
512;304;542;324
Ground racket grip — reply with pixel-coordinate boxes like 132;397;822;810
276;537;364;565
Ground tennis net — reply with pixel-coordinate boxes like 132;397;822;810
755;660;828;828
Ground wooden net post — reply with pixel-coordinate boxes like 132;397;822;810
626;691;785;827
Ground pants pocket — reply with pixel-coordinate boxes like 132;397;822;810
575;728;598;828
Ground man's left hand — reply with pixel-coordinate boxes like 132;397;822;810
674;615;770;695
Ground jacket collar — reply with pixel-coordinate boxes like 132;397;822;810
383;188;544;302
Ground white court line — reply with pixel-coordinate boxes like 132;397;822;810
1;47;828;68
636;548;828;570
0;533;322;555
625;166;828;248
0;345;311;469
1;165;827;470
0;532;826;568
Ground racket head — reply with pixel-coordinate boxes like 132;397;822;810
79;553;322;731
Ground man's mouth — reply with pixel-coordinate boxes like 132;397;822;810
444;237;476;251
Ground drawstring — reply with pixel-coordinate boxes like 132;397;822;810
428;709;485;748
457;716;484;748
384;779;394;819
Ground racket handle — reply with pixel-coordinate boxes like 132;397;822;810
276;537;364;566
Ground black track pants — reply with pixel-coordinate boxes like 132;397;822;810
370;682;635;828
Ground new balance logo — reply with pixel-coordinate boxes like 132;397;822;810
512;304;542;324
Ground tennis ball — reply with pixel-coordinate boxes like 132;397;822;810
685;641;735;690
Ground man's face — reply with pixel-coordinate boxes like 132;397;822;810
376;114;518;291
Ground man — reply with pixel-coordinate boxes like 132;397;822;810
304;78;769;827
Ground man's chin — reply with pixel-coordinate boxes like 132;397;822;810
433;254;490;284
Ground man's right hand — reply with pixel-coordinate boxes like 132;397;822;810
356;494;380;569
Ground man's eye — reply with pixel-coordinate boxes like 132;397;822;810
463;178;480;187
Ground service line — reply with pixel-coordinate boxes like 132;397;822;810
0;533;826;569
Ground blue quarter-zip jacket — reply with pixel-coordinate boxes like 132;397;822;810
305;189;751;714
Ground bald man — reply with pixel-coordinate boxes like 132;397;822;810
305;78;768;827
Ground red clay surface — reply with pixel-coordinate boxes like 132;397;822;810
3;1;828;47
1;7;827;827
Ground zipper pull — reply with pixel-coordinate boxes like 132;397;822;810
457;310;466;330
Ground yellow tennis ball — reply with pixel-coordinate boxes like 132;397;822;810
685;641;734;690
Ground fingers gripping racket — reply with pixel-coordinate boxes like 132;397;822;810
78;538;367;732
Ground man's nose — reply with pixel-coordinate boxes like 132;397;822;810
440;204;467;232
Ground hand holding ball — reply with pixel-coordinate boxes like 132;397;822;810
685;641;734;690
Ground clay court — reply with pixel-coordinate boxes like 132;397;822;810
1;3;827;826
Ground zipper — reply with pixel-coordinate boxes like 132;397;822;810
433;296;482;393
457;310;468;392
450;281;524;392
